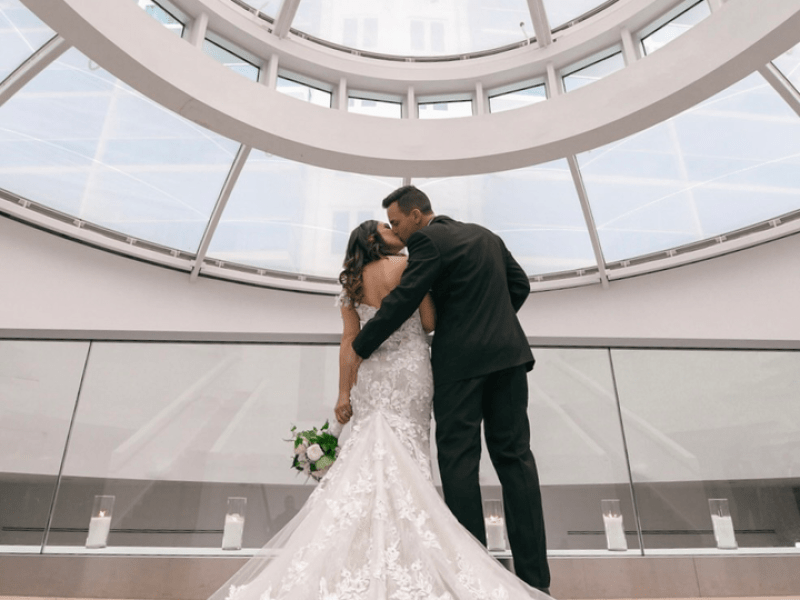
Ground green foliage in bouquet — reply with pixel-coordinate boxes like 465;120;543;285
290;421;340;481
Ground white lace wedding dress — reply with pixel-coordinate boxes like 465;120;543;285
209;304;549;600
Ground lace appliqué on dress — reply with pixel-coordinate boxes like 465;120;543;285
209;306;548;600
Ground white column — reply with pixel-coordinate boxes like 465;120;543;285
188;12;208;48
474;81;486;115
334;77;348;111
620;27;640;66
546;62;560;98
404;86;417;119
261;54;279;89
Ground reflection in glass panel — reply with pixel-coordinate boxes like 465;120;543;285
47;343;343;550
0;0;56;82
348;97;402;119
563;51;625;93
0;341;89;552
418;100;473;120
0;48;240;252
489;84;547;113
293;0;533;57
543;0;609;30
203;38;259;82
773;41;800;94
135;0;184;36
206;152;401;276
612;349;800;551
276;76;331;107
577;73;800;262
414;159;597;276
641;1;710;56
526;349;637;552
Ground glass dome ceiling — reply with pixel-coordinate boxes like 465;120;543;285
2;0;800;293
248;0;613;58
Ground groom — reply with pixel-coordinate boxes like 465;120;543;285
351;186;551;593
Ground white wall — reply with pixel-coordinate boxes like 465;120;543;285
1;215;799;346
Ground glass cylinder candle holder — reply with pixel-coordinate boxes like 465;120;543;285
222;497;247;550
709;498;738;550
601;499;628;551
85;495;115;549
483;499;508;551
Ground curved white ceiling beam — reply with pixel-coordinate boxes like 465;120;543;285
19;0;800;177
169;0;677;94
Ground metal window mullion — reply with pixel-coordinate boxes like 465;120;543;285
41;342;93;553
566;154;609;287
0;35;71;108
607;348;647;556
273;0;302;39
526;0;553;47
759;63;800;119
190;144;252;280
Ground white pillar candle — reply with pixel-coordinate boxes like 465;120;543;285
485;518;507;551
222;513;245;550
602;514;628;551
711;514;738;549
86;513;111;548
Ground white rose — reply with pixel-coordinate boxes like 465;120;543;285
306;444;324;462
294;442;308;455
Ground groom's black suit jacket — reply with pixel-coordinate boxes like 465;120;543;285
352;216;533;385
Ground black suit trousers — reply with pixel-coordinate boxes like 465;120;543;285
433;365;550;590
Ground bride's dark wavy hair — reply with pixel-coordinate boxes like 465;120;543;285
339;220;394;306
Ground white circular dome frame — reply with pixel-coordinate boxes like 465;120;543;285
3;0;800;294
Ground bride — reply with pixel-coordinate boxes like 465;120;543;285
208;220;551;600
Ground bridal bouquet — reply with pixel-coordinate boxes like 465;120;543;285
290;419;343;481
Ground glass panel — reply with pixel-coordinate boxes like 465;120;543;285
414;159;597;276
276;76;331;107
348;97;402;119
135;0;184;36
0;47;240;252
203;38;259;82
47;342;342;551
641;1;710;56
206;152;401;277
0;0;56;82
233;0;283;20
293;0;533;57
772;41;800;94
489;84;547;113
543;0;609;30
612;349;800;552
524;348;637;553
430;348;637;553
418;100;473;119
0;341;89;552
563;51;625;93
577;72;800;262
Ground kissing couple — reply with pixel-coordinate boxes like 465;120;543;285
211;186;552;600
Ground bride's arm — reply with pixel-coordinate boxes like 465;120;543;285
419;293;436;333
336;303;362;424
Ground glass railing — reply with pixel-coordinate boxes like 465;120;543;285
1;339;799;556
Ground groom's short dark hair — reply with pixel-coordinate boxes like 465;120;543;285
382;185;433;215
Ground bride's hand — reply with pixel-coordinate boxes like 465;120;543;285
335;394;353;424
